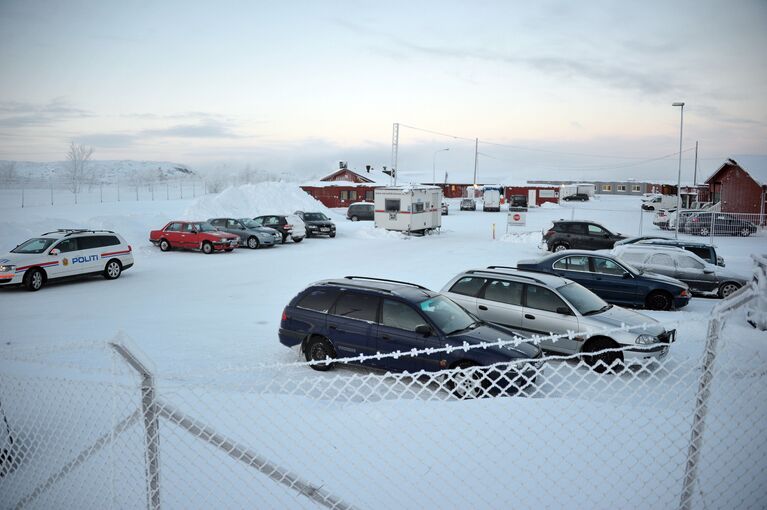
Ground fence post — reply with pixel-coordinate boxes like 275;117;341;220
166;183;169;200
51;184;54;206
709;214;714;244
118;181;121;202
679;286;756;510
193;182;196;197
110;343;161;510
151;184;154;201
638;208;644;235
21;187;24;208
100;185;103;203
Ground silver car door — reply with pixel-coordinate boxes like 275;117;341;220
476;279;525;328
522;284;580;353
676;254;718;292
444;276;487;314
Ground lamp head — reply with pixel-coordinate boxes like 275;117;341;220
672;102;685;107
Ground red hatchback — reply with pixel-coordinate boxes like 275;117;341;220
149;221;239;254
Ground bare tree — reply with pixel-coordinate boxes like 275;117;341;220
65;142;94;193
0;161;17;187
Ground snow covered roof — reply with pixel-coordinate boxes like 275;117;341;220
704;155;767;186
301;179;385;188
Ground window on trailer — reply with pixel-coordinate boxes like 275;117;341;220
366;190;375;201
385;199;401;212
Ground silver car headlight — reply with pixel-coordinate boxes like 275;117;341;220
636;334;659;345
0;264;16;273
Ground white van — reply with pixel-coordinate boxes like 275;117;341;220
0;229;134;291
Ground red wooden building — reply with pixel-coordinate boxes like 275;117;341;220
504;185;560;206
704;157;767;214
301;163;385;208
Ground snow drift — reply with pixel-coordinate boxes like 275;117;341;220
183;182;332;220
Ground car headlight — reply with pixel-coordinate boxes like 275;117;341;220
636;334;658;345
0;264;16;273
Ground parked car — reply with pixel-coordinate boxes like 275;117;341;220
208;217;277;249
0;229;134;291
460;199;476;211
251;215;306;243
561;193;589;202
642;195;677;211
294;211;336;238
542;220;626;252
516;250;691;310
441;202;449;215
508;195;528;208
632;239;724;266
346;202;374;222
239;219;283;245
611;245;747;298
652;209;675;230
442;267;675;372
279;276;542;396
683;212;757;237
150;221;239;253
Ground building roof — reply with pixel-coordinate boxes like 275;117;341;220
704;155;767;187
320;168;376;183
301;179;385;188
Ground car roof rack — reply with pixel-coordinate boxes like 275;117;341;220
343;276;430;291
465;266;552;285
41;228;116;237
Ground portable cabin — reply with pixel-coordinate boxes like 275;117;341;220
374;186;443;234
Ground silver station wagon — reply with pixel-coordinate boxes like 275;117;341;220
442;267;675;372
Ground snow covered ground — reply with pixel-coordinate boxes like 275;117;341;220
0;187;763;374
1;185;766;509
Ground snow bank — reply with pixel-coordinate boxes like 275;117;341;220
539;201;561;209
183;182;331;219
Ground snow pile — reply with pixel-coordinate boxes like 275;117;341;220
539;201;562;209
183;182;332;219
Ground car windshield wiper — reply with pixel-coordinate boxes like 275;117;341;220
446;321;482;335
583;304;612;316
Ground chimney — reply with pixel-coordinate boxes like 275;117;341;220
366;165;371;173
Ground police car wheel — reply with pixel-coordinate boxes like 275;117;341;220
24;268;44;291
104;260;122;280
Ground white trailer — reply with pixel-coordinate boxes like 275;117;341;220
559;184;578;199
576;183;596;197
374;186;442;234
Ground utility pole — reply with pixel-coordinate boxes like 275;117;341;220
672;102;685;240
693;141;699;186
391;123;399;186
472;138;479;188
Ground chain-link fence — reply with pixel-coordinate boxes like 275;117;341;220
0;180;207;209
1;279;766;509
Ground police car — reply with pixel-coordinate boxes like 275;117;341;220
0;229;134;291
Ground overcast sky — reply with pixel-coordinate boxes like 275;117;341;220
1;0;765;182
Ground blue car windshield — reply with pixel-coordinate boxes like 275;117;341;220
418;296;475;335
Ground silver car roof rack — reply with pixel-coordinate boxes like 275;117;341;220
42;229;115;237
343;276;431;291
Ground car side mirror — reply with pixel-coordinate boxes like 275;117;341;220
49;248;60;256
703;268;714;274
415;324;433;337
556;306;572;316
622;272;631;279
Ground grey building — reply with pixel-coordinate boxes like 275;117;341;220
528;180;671;196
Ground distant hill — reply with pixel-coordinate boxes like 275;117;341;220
0;160;198;185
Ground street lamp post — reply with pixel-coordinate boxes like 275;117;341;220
673;102;685;239
433;148;450;184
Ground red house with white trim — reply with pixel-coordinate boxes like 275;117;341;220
301;162;386;208
704;156;767;214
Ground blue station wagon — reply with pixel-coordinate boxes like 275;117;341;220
517;250;691;311
279;276;543;396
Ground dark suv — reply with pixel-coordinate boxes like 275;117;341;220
561;193;589;202
346;202;374;221
294;211;336;238
543;220;626;252
279;276;542;396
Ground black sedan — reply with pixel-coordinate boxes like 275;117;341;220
295;211;336;238
683;212;757;237
517;250;691;311
561;193;590;202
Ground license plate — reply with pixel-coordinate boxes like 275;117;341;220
321;228;329;232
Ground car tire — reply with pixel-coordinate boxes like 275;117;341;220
646;290;672;311
699;226;710;237
224;248;234;252
293;237;304;243
447;361;487;399
23;268;45;292
329;232;336;238
305;337;335;371
739;227;752;237
247;236;260;249
351;216;359;222
583;337;623;374
718;282;741;299
281;234;287;244
159;239;171;252
103;259;122;280
202;242;214;254
553;242;569;252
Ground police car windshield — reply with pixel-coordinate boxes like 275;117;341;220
418;296;475;335
12;238;57;254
